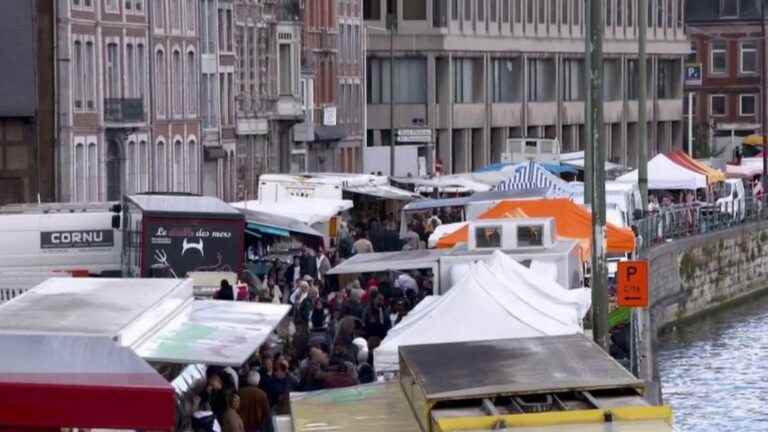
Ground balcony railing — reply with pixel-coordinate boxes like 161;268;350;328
104;98;144;123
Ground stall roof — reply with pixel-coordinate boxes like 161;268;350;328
344;183;421;200
402;188;550;212
231;198;353;225
0;277;192;343
239;208;324;238
290;382;421;432
326;240;577;276
399;334;642;401
616;154;708;190
0;334;175;430
392;175;494;193
133;300;291;367
129;194;244;219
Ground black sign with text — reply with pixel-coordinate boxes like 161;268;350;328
41;230;115;249
142;219;243;278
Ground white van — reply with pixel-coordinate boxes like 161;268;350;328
570;182;642;226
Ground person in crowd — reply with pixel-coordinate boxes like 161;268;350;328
284;256;303;291
289;280;310;306
266;277;282;304
315;247;332;282
259;355;298;414
237;384;272;432
352;231;374;255
358;363;375;384
299;346;330;391
310;290;327;332
401;224;421;251
323;359;359;389
394;271;419;297
362;292;392;340
648;195;660;213
216;279;235;301
340;287;364;320
219;392;245;432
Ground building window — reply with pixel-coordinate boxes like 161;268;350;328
549;0;556;24
279;43;294;95
711;40;727;75
574;0;580;25
603;59;621;101
367;57;427;104
187;140;197;193
452;0;459;19
154;0;164;30
719;0;738;17
526;0;533;23
173;0;183;31
404;0;426;20
135;0;143;12
156;140;167;190
657;59;675;99
616;0;623;27
503;0;510;22
561;0;569;25
127;140;136;194
74;40;83;110
156;49;167;116
741;41;758;75
710;94;727;117
491;0;497;22
627;0;633;26
137;43;145;98
187;0;197;33
492;58;523;102
562;58;584;101
139;140;148;191
187;50;197;115
477;0;485;22
466;0;473;20
126;43;135;97
174;140;184;192
740;94;757;116
538;0;545;23
104;0;118;13
106;42;120;98
74;144;85;202
87;142;98;200
455;58;482;103
656;0;663;27
528;58;556;101
172;49;182;116
226;9;233;51
606;0;613;27
364;0;381;20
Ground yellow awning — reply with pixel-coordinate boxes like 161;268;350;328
743;134;768;146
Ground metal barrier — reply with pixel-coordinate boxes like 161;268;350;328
634;197;765;252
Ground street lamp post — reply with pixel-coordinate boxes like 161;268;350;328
387;12;397;177
761;0;767;206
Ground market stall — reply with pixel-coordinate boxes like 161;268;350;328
0;334;175;430
616;153;708;190
434;198;636;258
374;258;587;373
493;160;574;194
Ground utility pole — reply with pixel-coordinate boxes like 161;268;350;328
638;0;649;210
588;0;608;351
584;0;593;205
388;11;397;177
762;0;767;204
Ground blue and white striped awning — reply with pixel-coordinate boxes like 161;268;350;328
493;161;572;196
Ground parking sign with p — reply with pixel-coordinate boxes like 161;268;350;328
617;261;649;308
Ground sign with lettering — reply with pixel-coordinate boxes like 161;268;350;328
617;260;649;308
41;230;114;249
685;63;702;86
143;220;243;278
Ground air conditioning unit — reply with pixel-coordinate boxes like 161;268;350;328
468;218;556;251
504;138;561;163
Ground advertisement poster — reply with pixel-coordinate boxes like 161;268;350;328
143;219;243;278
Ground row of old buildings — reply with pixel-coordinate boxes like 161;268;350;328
2;0;759;205
0;0;364;205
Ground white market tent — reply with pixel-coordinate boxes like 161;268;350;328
0;278;291;367
231;198;353;226
616;153;707;190
374;253;587;372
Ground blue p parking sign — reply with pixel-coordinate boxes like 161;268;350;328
685;63;702;86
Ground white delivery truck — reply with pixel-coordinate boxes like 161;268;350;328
570;182;642;227
717;178;747;222
0;203;122;277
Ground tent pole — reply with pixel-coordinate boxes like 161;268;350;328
584;0;593;205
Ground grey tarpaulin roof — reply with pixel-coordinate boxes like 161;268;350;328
399;334;642;401
239;208;324;238
402;188;551;212
129;194;244;219
314;125;348;142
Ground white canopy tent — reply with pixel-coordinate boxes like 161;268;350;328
231;198;353;226
616;154;707;190
374;253;587;372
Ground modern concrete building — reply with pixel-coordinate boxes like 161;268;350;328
0;0;55;205
295;0;365;173
365;0;690;175
685;0;765;155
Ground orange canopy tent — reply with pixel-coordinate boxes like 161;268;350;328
666;151;725;184
435;198;636;259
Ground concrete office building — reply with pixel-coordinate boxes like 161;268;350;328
364;0;690;175
0;0;55;205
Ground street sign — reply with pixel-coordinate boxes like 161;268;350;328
323;106;337;126
396;129;432;143
617;261;649;308
685;63;702;86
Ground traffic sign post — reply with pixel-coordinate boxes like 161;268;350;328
617;261;649;308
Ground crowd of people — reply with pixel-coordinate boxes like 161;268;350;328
201;223;436;431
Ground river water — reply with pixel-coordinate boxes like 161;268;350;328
657;293;768;431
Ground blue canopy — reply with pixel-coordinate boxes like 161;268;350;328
476;162;578;175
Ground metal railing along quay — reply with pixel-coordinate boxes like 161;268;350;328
634;197;766;253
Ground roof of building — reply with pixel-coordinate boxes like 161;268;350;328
128;194;243;219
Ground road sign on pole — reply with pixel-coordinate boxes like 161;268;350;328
617;261;649;308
